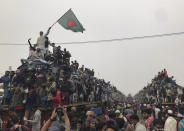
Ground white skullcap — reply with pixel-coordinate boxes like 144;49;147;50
115;110;120;113
168;110;173;115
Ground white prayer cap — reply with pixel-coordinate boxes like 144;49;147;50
168;110;173;115
115;110;120;114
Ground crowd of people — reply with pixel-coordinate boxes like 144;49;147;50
0;29;184;131
134;69;184;105
2;101;184;131
0;29;121;131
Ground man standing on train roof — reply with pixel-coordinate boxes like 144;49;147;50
36;27;51;55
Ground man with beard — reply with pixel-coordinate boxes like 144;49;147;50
164;110;177;131
81;111;96;131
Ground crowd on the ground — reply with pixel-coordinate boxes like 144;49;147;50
134;69;184;105
2;101;184;131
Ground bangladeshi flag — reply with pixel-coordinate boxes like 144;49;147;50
58;9;85;33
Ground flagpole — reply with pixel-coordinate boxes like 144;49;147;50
50;21;58;28
50;8;72;29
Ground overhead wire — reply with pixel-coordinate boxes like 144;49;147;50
0;31;184;46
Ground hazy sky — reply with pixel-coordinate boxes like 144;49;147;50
0;0;184;95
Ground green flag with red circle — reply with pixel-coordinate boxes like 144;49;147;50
57;9;85;33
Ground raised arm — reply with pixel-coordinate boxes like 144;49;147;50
28;38;33;48
28;38;36;51
41;109;57;131
63;107;71;131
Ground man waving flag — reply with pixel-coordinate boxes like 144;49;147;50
57;9;85;33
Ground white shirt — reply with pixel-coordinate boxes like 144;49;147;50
135;122;147;131
35;51;44;59
27;109;41;131
37;35;45;49
175;98;181;106
177;88;183;95
164;116;177;131
37;29;50;50
154;107;161;119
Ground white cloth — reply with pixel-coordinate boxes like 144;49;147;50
35;51;44;60
135;122;147;131
37;35;47;55
154;107;161;119
177;88;183;95
164;116;177;131
37;35;45;50
175;98;181;106
27;109;41;131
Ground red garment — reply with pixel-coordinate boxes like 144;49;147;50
63;92;69;105
52;90;61;108
104;115;109;122
105;109;109;115
145;115;154;131
15;106;24;110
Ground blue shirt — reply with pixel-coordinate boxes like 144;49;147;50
1;75;10;88
1;75;10;98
